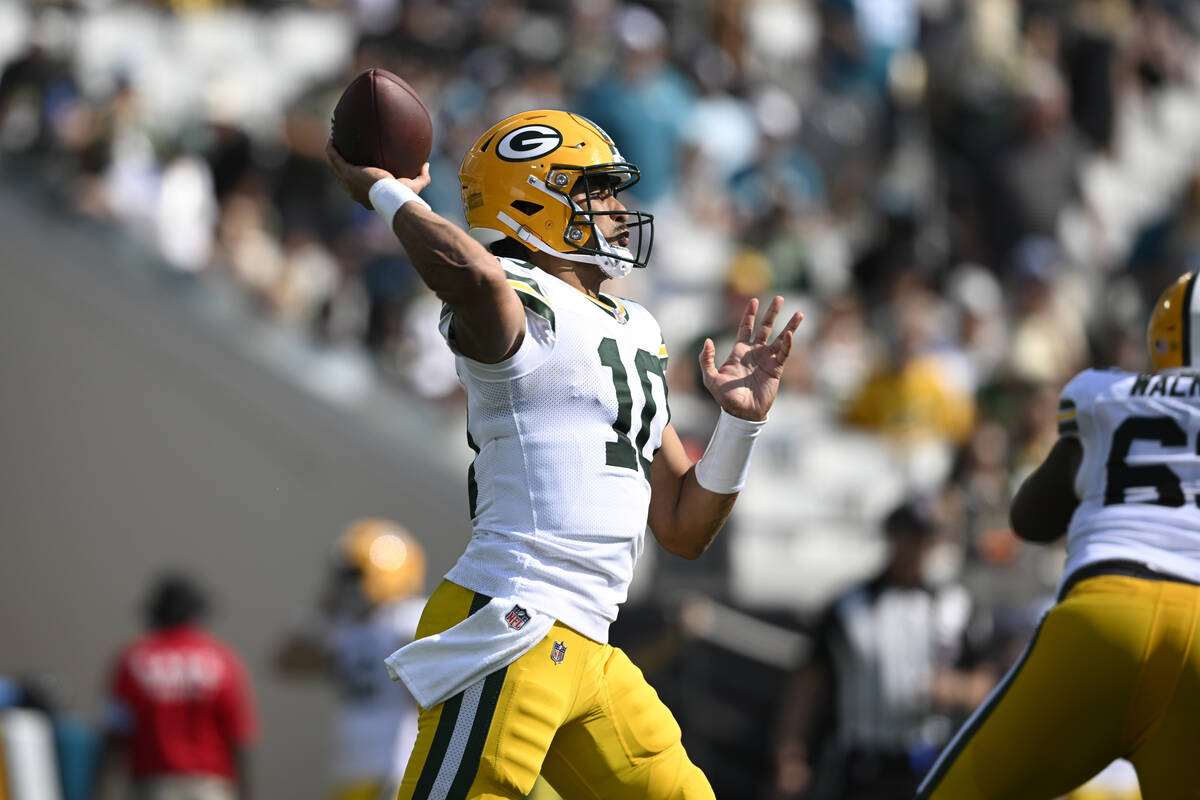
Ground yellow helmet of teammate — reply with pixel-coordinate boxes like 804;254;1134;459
1148;271;1200;370
459;109;653;280
338;518;425;605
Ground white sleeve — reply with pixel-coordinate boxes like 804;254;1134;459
436;259;558;381
440;304;556;381
1057;369;1104;439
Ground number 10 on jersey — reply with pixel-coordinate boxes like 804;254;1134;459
598;338;667;477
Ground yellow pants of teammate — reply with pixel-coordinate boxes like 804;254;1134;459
397;580;714;800
919;574;1200;799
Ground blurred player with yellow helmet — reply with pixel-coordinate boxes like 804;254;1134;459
340;518;426;607
276;519;427;800
919;272;1200;798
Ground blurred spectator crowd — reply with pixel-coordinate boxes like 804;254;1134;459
6;0;1200;797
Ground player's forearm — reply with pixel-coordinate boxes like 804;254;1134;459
387;202;525;362
390;204;505;306
652;471;737;559
648;416;764;558
1011;437;1082;542
777;664;828;748
931;665;997;711
330;145;497;302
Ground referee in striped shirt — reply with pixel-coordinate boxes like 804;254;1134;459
771;499;994;800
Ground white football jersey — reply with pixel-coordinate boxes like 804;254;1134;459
439;259;670;642
1059;367;1200;589
326;597;425;783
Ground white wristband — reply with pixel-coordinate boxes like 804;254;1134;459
369;178;430;228
693;410;767;494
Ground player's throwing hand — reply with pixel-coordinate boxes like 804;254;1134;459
325;139;430;211
699;296;804;422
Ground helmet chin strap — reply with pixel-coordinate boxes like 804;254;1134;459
590;237;635;280
494;210;635;280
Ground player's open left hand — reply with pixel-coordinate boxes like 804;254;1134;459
699;296;803;422
325;138;431;211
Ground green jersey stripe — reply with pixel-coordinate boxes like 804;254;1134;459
503;268;546;297
512;286;556;330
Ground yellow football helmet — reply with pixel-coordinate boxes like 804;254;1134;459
459;109;653;279
1148;271;1199;370
338;518;425;605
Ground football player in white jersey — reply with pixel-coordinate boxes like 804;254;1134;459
918;271;1200;799
276;519;427;800
326;109;803;800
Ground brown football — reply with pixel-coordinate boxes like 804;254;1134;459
331;68;432;179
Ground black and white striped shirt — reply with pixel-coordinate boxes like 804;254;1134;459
813;576;972;754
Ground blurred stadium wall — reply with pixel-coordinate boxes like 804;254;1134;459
0;180;469;798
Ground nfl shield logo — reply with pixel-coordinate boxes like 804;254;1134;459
614;307;628;325
505;605;530;630
551;641;567;665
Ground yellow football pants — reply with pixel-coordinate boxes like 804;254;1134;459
397;580;715;800
919;574;1200;799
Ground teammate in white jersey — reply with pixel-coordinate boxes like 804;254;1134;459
918;271;1200;799
326;109;803;799
275;519;427;800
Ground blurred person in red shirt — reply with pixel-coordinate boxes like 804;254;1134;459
97;573;257;800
